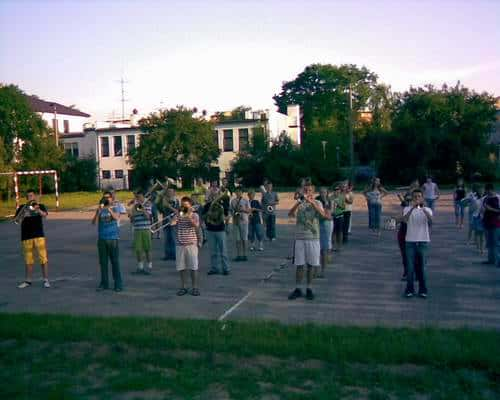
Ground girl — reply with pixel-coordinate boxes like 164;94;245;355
363;177;389;237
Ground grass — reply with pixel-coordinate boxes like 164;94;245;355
0;313;499;399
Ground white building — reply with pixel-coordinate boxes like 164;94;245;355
60;105;301;189
27;96;90;134
214;105;300;177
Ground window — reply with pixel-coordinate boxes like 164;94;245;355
223;129;233;152
115;170;124;179
101;137;109;157
63;120;69;133
126;135;136;154
213;130;219;148
114;136;123;156
238;128;249;151
102;170;111;179
64;142;79;158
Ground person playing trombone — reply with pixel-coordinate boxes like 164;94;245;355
15;189;50;289
158;187;180;261
128;190;153;275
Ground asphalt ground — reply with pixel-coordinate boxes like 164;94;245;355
1;192;499;329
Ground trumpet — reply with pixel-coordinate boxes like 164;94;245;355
150;212;176;234
13;201;37;225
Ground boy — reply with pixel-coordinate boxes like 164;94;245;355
175;196;201;296
128;190;153;275
230;187;251;261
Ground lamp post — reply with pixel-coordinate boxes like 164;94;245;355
321;140;327;160
348;83;354;180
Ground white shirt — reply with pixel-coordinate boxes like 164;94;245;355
422;182;439;200
404;206;433;242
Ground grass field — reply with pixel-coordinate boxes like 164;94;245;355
0;313;499;399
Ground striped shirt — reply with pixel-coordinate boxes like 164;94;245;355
131;201;152;230
176;213;199;246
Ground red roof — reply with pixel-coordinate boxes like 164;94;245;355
27;96;91;117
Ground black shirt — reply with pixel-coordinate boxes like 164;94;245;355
455;186;466;201
15;203;48;241
249;199;263;224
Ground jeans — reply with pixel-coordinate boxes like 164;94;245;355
425;199;435;211
164;225;176;259
248;220;264;242
368;203;381;229
97;239;122;289
484;227;500;265
454;201;464;218
405;242;428;294
343;211;351;242
264;214;276;240
207;230;230;273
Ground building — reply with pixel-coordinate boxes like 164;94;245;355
213;105;300;177
27;95;90;134
60;105;301;189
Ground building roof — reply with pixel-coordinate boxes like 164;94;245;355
27;96;91;117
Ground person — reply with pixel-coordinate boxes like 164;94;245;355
15;189;50;289
205;180;220;204
203;191;231;275
230;187;251;261
363;177;388;236
92;191;123;292
481;183;500;267
453;178;466;228
331;186;345;251
316;187;332;278
469;186;485;255
288;182;329;300
174;196;201;296
402;189;433;298
462;184;480;245
147;180;161;239
109;189;127;226
342;181;354;243
261;181;279;241
128;190;153;275
248;190;264;252
422;177;440;211
158;187;180;260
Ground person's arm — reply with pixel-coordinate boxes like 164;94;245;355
288;200;301;217
484;204;500;213
306;198;329;219
380;187;390;198
35;204;48;218
92;208;100;225
189;211;200;228
108;206;120;221
402;206;415;223
435;184;440;199
422;207;433;222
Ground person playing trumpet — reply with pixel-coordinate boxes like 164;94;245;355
15;189;50;289
128;190;153;275
157;187;180;261
230;187;251;261
261;181;279;241
248;190;264;251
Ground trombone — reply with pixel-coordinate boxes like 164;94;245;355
150;212;176;234
13;201;37;225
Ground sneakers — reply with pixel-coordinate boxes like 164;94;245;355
96;284;109;291
258;247;264;251
43;280;51;288
207;270;219;275
249;246;255;251
305;288;314;300
418;292;428;299
17;281;32;289
404;290;414;298
288;288;302;300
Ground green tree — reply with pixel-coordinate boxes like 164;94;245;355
130;106;220;189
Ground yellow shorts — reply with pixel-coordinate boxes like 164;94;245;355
22;237;48;265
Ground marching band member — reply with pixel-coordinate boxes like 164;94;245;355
128;190;153;275
261;181;279;241
230;187;251;262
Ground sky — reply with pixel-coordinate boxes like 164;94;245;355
1;0;499;121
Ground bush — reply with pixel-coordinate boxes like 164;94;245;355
60;156;97;192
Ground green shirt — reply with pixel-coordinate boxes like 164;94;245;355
295;200;323;240
332;194;345;217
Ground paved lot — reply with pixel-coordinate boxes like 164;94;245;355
1;192;499;329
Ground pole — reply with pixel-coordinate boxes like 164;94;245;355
348;83;354;181
53;105;59;146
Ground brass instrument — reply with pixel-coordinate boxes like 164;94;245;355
14;201;37;225
205;189;229;226
267;205;274;213
150;211;176;234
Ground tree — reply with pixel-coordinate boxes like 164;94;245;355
273;64;382;134
377;84;497;183
60;156;97;192
130;106;220;189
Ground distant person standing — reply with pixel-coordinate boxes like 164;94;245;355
261;182;279;241
403;189;433;298
128;190;153;275
248;190;264;252
331;186;345;251
481;183;500;267
453;178;466;228
422;177;440;211
363;177;389;236
159;187;180;261
15;189;50;289
342;181;354;243
92;191;123;292
230;187;251;261
316;187;332;278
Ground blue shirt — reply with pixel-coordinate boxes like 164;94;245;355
98;207;120;240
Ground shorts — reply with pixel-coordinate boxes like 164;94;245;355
233;223;249;241
473;216;484;233
319;221;333;251
175;244;199;271
133;229;152;255
22;237;48;265
294;239;320;267
454;201;465;218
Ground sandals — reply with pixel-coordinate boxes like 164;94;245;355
177;288;188;296
177;288;200;296
190;288;200;296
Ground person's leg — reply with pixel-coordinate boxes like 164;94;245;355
495;228;500;268
20;240;35;286
478;232;485;255
97;239;110;289
163;226;169;259
459;205;464;228
133;231;144;270
35;238;49;283
416;243;428;295
265;214;271;240
207;231;219;273
405;242;416;295
336;217;344;251
343;211;351;243
454;202;459;226
289;241;305;299
485;228;495;263
397;225;408;278
270;214;276;239
248;221;255;250
368;204;373;230
241;224;248;259
375;204;382;236
109;240;123;290
256;223;264;250
179;270;188;288
219;231;230;273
